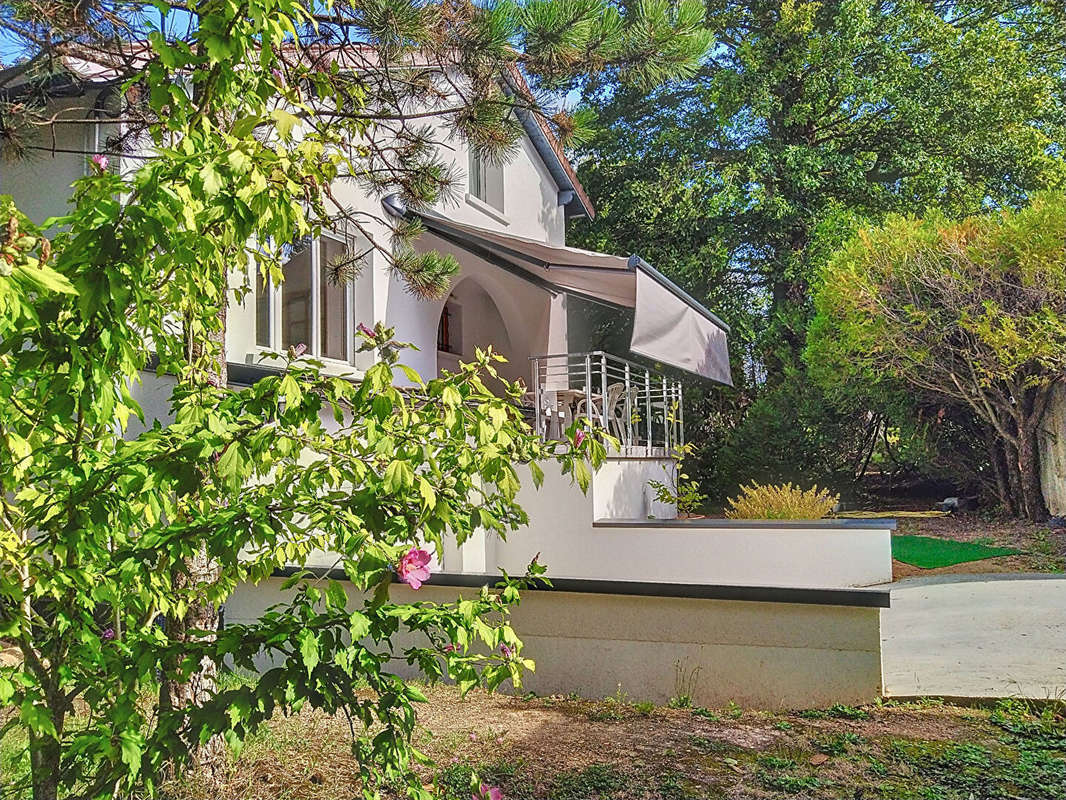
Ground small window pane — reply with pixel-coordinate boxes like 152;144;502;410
281;243;312;351
469;150;486;201
255;269;270;347
320;237;349;361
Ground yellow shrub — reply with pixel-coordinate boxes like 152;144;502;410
725;482;839;520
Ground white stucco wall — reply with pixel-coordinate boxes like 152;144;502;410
474;461;893;588
224;578;885;710
592;457;677;520
0;96;118;225
384;230;563;385
4;92;573;388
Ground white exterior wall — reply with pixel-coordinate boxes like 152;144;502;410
3;95;572;388
385;230;562;384
0;97;115;225
469;461;893;588
225;579;885;710
593;457;678;520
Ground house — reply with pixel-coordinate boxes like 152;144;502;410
0;52;895;709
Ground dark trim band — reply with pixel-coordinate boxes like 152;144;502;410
272;566;891;609
594;518;897;531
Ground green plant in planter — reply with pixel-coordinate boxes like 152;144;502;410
648;442;707;517
725;483;839;520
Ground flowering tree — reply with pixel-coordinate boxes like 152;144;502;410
0;0;710;798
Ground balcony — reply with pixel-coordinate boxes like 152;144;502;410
528;351;683;458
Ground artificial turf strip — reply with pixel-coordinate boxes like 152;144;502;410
891;534;1021;569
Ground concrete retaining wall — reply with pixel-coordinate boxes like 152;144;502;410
224;576;887;710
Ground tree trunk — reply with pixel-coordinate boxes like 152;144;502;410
159;303;228;781
1017;423;1048;522
987;435;1015;516
29;731;61;800
159;546;225;776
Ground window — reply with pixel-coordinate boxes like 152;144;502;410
469;151;488;203
467;150;504;212
255;234;356;361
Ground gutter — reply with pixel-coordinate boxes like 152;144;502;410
499;70;595;221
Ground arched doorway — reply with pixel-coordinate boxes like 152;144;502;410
435;278;520;384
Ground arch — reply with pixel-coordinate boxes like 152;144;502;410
435;275;524;383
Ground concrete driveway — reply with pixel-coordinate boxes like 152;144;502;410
881;574;1066;700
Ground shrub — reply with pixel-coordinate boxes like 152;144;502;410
725;483;839;520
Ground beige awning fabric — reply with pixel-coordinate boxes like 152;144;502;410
630;266;732;385
396;204;732;384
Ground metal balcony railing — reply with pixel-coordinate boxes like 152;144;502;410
528;351;683;456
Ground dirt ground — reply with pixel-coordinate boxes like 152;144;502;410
891;512;1066;580
171;684;1066;800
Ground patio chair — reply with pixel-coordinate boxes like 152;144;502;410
577;382;638;442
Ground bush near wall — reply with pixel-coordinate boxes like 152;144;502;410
726;483;839;520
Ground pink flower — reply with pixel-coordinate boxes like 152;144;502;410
100;627;115;641
271;67;285;86
499;644;512;659
573;429;587;448
357;322;375;337
473;784;503;800
291;342;307;357
90;154;109;171
443;643;457;653
397;547;431;590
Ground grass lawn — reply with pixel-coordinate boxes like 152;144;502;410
891;514;1065;578
159;686;1066;800
891;534;1021;569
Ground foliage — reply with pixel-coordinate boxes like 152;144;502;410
796;704;871;721
647;442;707;516
569;0;1066;500
548;764;626;800
704;369;908;502
0;0;714;797
574;0;1066;360
725;482;838;520
807;193;1066;520
886;737;1066;800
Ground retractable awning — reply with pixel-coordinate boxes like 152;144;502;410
386;201;732;385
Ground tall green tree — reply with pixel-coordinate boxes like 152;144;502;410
806;193;1066;521
0;1;710;797
573;0;1066;373
569;0;1066;500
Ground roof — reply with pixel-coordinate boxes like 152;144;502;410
0;42;594;218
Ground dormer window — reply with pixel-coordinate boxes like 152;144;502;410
255;233;359;362
467;149;504;214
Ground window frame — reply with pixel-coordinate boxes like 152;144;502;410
467;149;505;217
255;232;356;365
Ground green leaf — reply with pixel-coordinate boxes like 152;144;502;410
418;477;437;510
119;730;144;777
199;162;223;196
383;459;413;492
298;629;320;676
15;263;77;295
270;108;300;138
326;579;348;610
